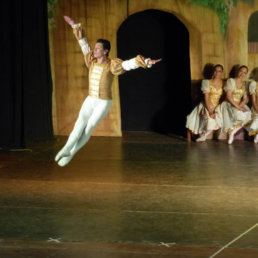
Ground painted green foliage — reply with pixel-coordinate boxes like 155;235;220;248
188;0;254;35
47;0;255;32
48;0;58;29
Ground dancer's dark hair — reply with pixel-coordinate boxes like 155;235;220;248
229;64;248;78
229;64;240;78
202;63;223;79
202;63;214;79
97;39;111;56
213;64;224;71
238;65;248;73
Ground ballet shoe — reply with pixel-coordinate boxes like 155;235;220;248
55;148;71;162
196;134;206;142
196;130;213;142
254;134;258;144
58;155;73;167
228;132;235;144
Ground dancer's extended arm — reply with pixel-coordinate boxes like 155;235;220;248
64;16;161;72
121;56;161;71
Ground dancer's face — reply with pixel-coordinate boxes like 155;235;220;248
94;43;108;58
213;67;223;79
238;68;248;79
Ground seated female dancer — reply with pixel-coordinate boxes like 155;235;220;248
219;65;252;144
186;64;224;142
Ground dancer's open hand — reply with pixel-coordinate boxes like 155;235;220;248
147;58;162;65
64;15;75;26
64;16;84;40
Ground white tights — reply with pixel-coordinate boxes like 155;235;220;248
55;96;112;166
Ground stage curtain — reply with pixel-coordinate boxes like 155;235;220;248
0;0;53;149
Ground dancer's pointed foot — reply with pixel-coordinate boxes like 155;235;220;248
196;130;212;142
196;134;206;142
55;149;71;162
58;155;73;167
228;132;235;144
254;134;258;144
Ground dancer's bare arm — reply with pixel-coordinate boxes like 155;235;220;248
203;93;215;118
251;94;258;113
239;93;248;108
226;91;247;112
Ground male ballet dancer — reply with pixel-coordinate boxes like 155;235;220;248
55;16;161;166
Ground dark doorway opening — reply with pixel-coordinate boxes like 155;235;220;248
117;9;191;137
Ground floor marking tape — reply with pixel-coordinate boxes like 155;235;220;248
209;222;258;258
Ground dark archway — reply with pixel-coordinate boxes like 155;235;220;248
248;11;258;53
248;11;258;42
117;9;191;137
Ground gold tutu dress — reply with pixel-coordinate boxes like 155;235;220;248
186;80;223;134
219;78;252;133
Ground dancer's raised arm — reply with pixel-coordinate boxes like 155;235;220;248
64;16;161;72
64;16;91;56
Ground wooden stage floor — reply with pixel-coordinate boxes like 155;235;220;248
0;132;258;257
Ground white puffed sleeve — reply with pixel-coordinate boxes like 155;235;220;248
249;80;257;95
224;78;235;92
71;23;81;29
78;38;91;56
201;79;210;93
122;55;152;71
122;58;138;71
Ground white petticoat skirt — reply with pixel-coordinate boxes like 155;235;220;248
218;101;252;133
249;109;258;136
186;102;222;134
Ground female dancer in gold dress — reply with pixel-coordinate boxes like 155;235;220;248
186;64;224;142
219;65;252;144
